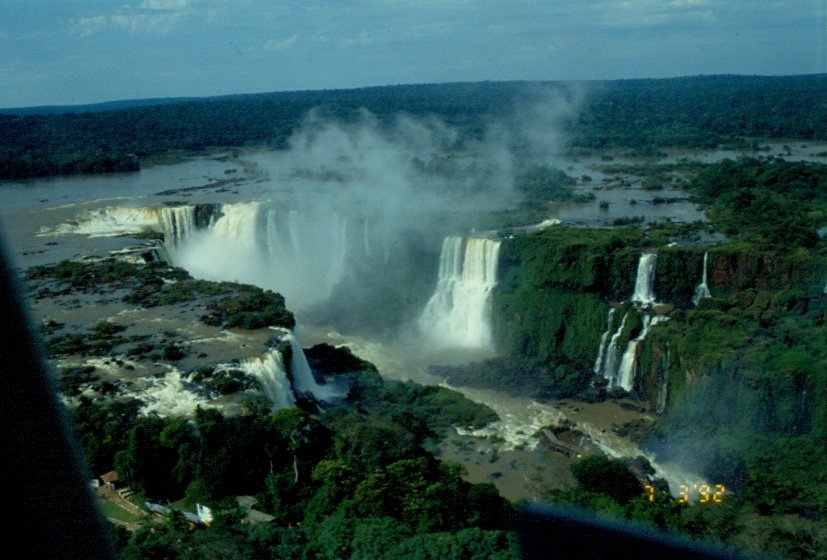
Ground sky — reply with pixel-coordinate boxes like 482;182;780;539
0;0;824;109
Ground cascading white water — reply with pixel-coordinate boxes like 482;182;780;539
692;251;712;305
230;330;342;408
138;367;211;417
656;345;670;414
600;311;628;386
280;330;341;402
616;315;670;392
593;308;616;375
168;201;352;310
418;236;501;350
596;252;666;390
46;206;162;237
236;350;296;410
594;253;665;391
616;315;650;392
159;206;198;247
631;253;657;305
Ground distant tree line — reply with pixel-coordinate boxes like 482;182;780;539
1;75;825;179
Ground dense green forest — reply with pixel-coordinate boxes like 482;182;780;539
76;367;518;559
1;74;825;179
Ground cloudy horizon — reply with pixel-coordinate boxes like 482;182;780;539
1;0;824;109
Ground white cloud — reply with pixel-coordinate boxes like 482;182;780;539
70;16;108;37
264;34;299;51
574;0;716;28
111;12;184;34
68;1;194;37
342;30;375;47
138;0;190;10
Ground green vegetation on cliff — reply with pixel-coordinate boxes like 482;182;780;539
445;226;644;399
438;154;827;557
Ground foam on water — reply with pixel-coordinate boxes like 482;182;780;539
136;367;212;417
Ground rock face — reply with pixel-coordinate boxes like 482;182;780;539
193;203;223;228
706;248;819;294
490;225;826;417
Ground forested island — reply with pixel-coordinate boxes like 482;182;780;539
3;75;827;559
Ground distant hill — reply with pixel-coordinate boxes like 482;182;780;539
1;75;825;180
0;97;201;116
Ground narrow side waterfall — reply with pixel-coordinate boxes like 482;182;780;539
235;331;342;409
599;311;629;386
692;251;712;305
237;350;296;410
631;253;657;305
593;308;617;375
616;315;650;392
616;315;667;391
656;344;671;414
281;331;341;402
418;236;501;350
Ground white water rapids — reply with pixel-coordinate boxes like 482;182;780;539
304;326;702;496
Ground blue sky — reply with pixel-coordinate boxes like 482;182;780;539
0;0;824;108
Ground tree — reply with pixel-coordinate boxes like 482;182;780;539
570;455;643;505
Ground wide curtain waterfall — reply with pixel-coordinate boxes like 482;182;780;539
163;201;353;311
418;236;501;350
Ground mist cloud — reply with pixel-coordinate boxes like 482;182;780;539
172;85;583;320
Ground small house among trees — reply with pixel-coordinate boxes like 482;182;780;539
100;470;118;490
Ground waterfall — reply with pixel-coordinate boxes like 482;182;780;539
631;253;657;305
418;236;501;350
616;315;667;392
159;206;197;247
692;251;712;305
210;202;261;250
616;315;650;392
137;367;211;417
168;201;352;310
63;206;162;238
280;331;341;402
238;350;296;410
656;344;670;414
593;253;666;390
234;330;341;409
600;312;629;386
599;312;668;391
593;308;616;375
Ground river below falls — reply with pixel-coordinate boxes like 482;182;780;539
296;325;702;500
